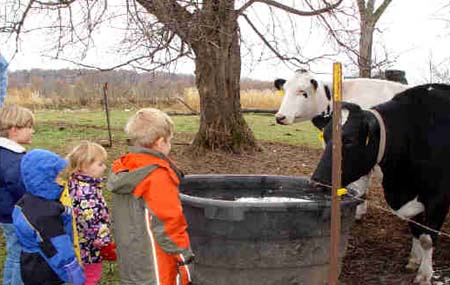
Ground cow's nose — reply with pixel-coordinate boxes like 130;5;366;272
276;115;287;125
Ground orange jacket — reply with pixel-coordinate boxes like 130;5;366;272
109;147;192;285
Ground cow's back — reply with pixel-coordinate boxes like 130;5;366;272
378;84;450;208
401;84;450;165
343;78;409;109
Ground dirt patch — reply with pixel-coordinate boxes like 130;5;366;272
170;133;450;285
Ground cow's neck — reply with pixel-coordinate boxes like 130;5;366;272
372;99;409;167
372;98;421;211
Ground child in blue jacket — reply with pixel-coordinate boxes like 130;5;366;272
12;149;85;285
0;105;34;285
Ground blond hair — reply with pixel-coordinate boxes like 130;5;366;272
125;108;174;147
0;105;35;137
66;141;107;174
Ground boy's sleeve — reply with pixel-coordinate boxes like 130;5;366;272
3;155;26;200
0;53;8;106
14;202;82;282
36;208;82;281
142;167;192;256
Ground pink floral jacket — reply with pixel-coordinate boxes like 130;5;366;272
68;173;112;264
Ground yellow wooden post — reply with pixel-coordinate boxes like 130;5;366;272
328;62;343;285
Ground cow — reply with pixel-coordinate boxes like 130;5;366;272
274;69;410;219
274;69;409;125
311;84;450;285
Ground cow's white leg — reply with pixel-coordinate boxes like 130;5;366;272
348;174;370;220
406;237;422;271
355;200;368;220
413;234;433;285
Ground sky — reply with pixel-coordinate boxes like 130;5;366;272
1;0;449;85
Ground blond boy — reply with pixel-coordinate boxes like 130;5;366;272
0;105;34;285
108;108;193;285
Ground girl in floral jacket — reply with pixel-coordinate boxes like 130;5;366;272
67;141;115;285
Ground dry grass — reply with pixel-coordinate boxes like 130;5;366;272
5;88;53;109
183;87;281;111
5;87;282;111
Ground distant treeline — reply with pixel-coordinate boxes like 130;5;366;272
7;69;273;108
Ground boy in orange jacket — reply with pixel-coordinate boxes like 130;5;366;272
107;108;193;285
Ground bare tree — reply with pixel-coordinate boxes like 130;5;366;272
1;0;342;153
423;53;450;84
356;0;392;77
311;0;393;77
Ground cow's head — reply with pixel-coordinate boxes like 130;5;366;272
274;69;321;125
311;103;380;187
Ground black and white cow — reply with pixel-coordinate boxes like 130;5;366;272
274;69;409;219
312;84;450;285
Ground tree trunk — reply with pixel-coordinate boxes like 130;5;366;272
190;2;258;153
359;21;374;78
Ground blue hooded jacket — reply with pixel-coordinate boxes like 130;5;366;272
13;149;81;284
0;138;26;223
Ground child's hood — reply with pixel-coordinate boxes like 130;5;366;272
108;147;182;194
21;149;67;200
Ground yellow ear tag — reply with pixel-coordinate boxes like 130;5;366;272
277;90;284;96
365;136;370;146
337;188;348;196
318;131;324;142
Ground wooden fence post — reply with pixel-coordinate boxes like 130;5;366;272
328;62;343;285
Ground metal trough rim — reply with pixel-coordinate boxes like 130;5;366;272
180;174;360;210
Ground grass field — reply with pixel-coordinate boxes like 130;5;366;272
0;108;321;284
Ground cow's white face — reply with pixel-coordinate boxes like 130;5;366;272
275;71;320;125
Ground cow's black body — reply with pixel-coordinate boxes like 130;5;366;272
375;84;450;215
312;84;450;284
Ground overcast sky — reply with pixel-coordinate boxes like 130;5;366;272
1;0;449;85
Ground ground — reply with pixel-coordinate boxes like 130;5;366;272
2;131;449;284
171;133;450;285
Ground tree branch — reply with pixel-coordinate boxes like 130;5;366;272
134;0;195;42
238;0;343;16
236;0;258;14
242;13;329;66
44;55;151;71
373;0;392;23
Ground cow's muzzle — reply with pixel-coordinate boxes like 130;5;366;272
276;115;287;125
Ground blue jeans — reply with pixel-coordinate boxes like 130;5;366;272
0;223;23;285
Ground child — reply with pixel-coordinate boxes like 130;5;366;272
107;107;194;285
12;149;85;285
0;105;34;285
66;141;115;285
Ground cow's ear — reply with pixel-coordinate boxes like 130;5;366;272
274;79;286;90
312;114;331;130
310;79;318;90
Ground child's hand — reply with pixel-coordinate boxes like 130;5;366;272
93;239;104;249
100;242;117;261
64;258;85;285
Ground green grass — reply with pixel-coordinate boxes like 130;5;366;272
0;109;322;284
35;109;322;148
